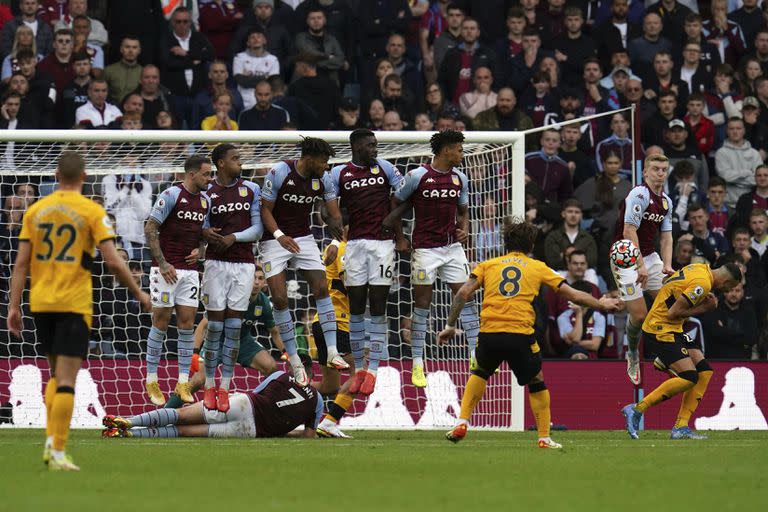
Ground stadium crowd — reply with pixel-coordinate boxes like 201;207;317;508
1;0;768;362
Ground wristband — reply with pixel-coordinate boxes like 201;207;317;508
330;239;341;247
446;323;456;329
273;229;285;239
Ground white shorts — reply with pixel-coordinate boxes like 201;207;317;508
344;239;396;287
201;260;256;312
411;243;470;285
611;251;664;301
149;267;200;308
259;234;324;278
204;393;257;438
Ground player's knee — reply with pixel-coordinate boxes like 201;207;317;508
271;297;288;311
678;370;698;387
528;380;547;393
696;360;712;373
471;368;492;380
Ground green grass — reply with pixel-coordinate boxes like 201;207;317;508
1;430;766;512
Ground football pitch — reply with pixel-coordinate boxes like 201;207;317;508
1;430;766;512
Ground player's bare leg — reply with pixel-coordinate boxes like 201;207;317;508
411;284;434;387
250;351;278;376
173;304;198;404
203;308;226;410
448;281;480;370
269;272;310;386
146;306;172;406
304;268;349;371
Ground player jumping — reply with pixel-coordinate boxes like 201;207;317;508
622;262;742;439
143;155;212;407
200;144;263;413
440;218;620;448
384;130;479;388
327;129;403;394
613;154;674;384
260;137;347;387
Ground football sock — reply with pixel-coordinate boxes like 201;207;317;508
202;320;224;388
459;374;487;422
675;363;713;428
626;318;642;354
529;385;551;439
326;392;354;423
411;307;429;366
220;318;242;391
44;376;57;437
636;376;695;413
349;314;366;369
50;386;75;451
316;297;338;352
176;328;195;384
164;393;184;409
128;408;180;427
131;426;179;438
146;326;167;382
460;301;480;354
274;307;297;359
367;315;387;373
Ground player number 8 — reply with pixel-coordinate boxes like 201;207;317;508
498;265;522;297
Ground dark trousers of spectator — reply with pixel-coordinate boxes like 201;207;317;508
171;95;196;130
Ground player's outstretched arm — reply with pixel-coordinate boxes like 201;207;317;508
323;198;344;241
383;198;412;251
7;240;31;337
100;239;151;312
269;326;285;351
285;427;318;438
557;284;621;313
660;230;674;275
145;217;176;284
438;277;481;344
667;292;717;321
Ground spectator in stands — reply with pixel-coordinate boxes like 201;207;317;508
730;0;762;54
733;165;768;230
672;238;694;270
385;32;422;105
355;0;409;93
596;112;633;179
7;72;51;129
295;8;345;85
646;0;692;46
430;2;464;73
743;31;768;78
238;79;288;130
525;128;573;204
329;96;361;130
705;176;732;237
593;0;641;68
424;81;459;123
229;0;293;64
439;17;495;104
192;60;243;130
118;112;142;131
644;50;689;113
58;50;89;128
1;25;39;83
413;112;433;131
75;79;121;128
560;123;596;188
104;37;141;106
0;92;33;171
52;0;107;48
0;188;35;296
101;167;151;262
382;110;405;131
121;93;144;118
740;58;764;95
699;282;758;359
233;28;280;111
159;7;214;129
288;53;339;129
538;55;560;89
37;28;74;97
199;0;244;61
684;92;716;157
520;71;559;128
669;160;705;233
106;0;165;65
750;208;768;257
269;75;316;130
134;64;174;130
628;12;673;80
505;27;552;95
378;74;416;126
17;47;55;106
680;202;730;264
679;42;713;95
602;65;634;110
557;279;607;360
471;194;502;262
538;0;566;47
709;64;744;148
201;91;238;131
642;91;679;147
730;226;767;285
365;98;385;130
458;66;496;121
702;0;747;67
553;6;597;87
742;96;768;160
717;117;763;208
0;0;53;61
663;119;709;191
683;13;722;74
544;199;598;270
472;86;532;132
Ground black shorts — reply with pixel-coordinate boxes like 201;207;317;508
32;313;90;359
476;332;542;386
312;321;351;365
643;331;698;367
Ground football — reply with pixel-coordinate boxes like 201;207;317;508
610;239;640;269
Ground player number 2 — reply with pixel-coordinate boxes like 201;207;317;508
275;388;306;408
379;265;393;278
190;286;198;300
36;223;76;262
498;265;522;297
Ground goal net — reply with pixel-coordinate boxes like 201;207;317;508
0;116;625;430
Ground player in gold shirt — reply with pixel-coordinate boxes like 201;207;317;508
7;151;151;471
622;262;742;440
438;219;620;448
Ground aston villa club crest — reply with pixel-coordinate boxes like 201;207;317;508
201;197;208;209
417;269;427;281
662;197;669;210
254;306;263;316
202;294;209;305
452;175;460;186
238;186;248;197
161;292;170;304
371;166;380;175
311;179;320;191
264;262;272;273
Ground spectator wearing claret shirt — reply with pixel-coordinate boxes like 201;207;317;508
684;92;716;157
702;0;747;67
36;28;74;97
520;71;559;128
199;0;244;61
556;279;607;360
438;17;495;105
70;15;103;78
705;176;732;238
525;128;573;204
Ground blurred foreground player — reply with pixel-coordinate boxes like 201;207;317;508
439;219;620;448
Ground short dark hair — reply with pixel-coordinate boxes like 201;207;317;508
522;26;540;38
184;155;211;173
564;6;582;18
708;175;726;189
300;137;335;158
566;249;587;263
350;128;375;146
673;160;695;178
54;28;74;39
2;91;21;103
732;227;751;240
72;51;90;63
686;201;706;215
502;217;538;254
507;6;525;18
430;129;464;155
688;91;706;103
58;151;85;183
562;198;582;211
721;261;743;283
211;143;237;169
685;12;702;23
254;264;264;273
15;48;35;63
657;90;678;102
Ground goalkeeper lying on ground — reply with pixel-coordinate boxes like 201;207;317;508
102;361;321;439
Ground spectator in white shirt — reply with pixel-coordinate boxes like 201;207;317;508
459;66;497;120
75;78;121;128
233;28;280;110
102;165;152;262
53;0;109;48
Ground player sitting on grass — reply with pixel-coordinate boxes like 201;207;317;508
622;262;742;440
103;361;321;439
439;218;621;448
163;264;285;409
